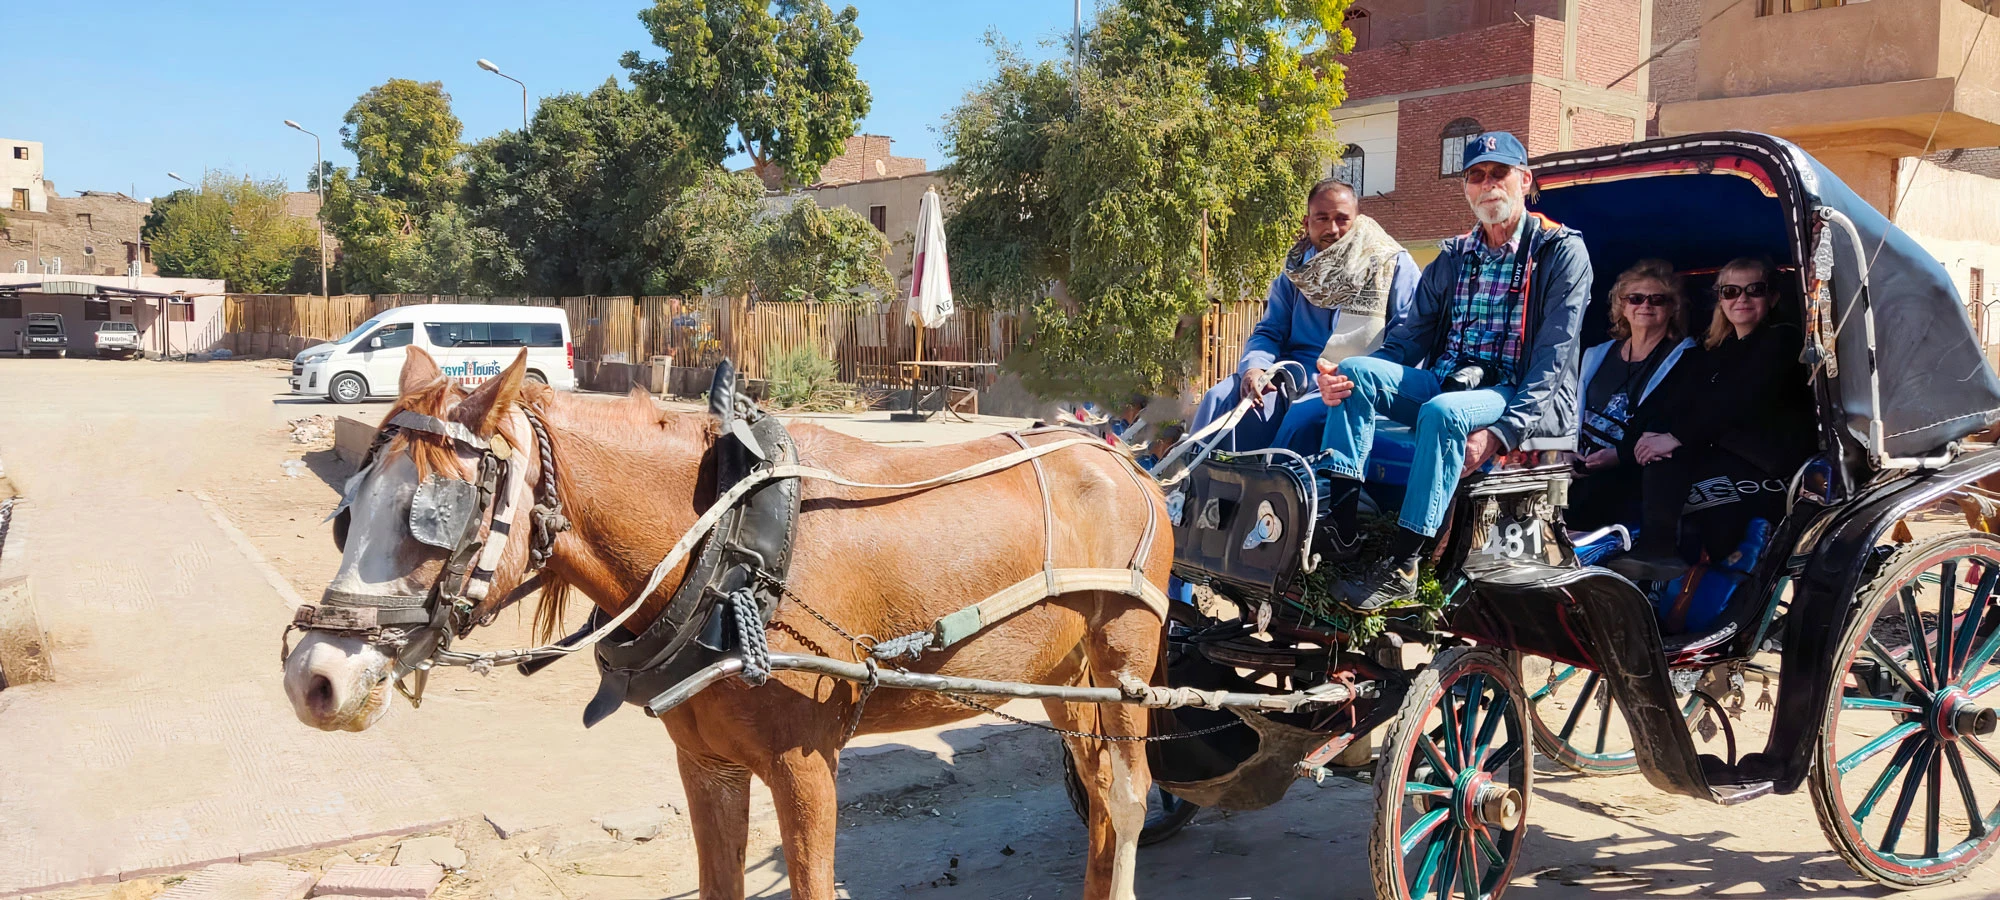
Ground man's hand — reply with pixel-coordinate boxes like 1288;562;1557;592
1316;359;1355;407
1240;367;1270;408
1462;429;1502;476
1582;448;1618;470
1634;432;1682;466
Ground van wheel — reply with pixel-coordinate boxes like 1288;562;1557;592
328;373;368;404
525;370;548;386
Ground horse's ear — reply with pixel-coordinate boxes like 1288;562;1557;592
400;346;444;396
459;350;528;437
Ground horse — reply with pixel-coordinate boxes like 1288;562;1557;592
280;348;1173;900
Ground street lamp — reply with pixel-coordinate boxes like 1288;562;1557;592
167;171;196;191
283;120;330;302
477;59;529;130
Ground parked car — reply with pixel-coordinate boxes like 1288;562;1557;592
15;314;66;358
94;322;142;359
291;304;575;403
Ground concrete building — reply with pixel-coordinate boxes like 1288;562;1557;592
0;274;226;357
2;139;49;214
751;134;928;192
1332;0;1653;258
767;135;941;291
1653;0;2000;345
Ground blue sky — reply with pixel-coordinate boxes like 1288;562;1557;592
4;0;1085;201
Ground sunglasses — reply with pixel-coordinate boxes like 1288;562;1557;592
1619;293;1675;308
1715;281;1772;300
1463;166;1515;186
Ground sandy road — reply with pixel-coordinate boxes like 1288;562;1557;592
1;355;1993;899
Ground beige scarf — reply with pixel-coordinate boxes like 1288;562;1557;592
1283;214;1404;364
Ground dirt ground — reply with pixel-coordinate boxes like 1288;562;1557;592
2;356;1994;900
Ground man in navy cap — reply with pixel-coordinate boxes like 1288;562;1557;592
1314;131;1592;610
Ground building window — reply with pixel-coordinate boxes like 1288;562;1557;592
1759;0;1849;13
868;205;888;233
1345;8;1371;52
170;303;195;323
46;257;60;275
11;147;25;161
75;213;92;229
9;188;25;211
0;297;19;318
9;261;23;274
120;305;132;316
1474;0;1518;26
1332;146;1366;193
86;302;110;321
1440;118;1484;176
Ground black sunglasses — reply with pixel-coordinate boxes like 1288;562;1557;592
1715;281;1772;300
1619;293;1675;307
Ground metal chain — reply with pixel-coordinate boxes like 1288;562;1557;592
937;690;1245;743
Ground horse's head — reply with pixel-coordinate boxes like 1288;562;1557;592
283;346;556;732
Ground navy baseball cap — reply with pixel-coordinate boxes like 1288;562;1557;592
1461;131;1530;172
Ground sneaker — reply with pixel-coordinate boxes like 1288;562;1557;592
1335;558;1420;612
1606;552;1686;584
1312;519;1363;564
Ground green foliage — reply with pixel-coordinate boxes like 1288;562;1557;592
942;1;1351;399
742;198;894;302
142;173;321;293
1291;515;1450;644
622;0;871;185
762;342;855;410
465;79;707;295
341;79;466;209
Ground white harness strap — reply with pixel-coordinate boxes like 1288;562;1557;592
464;416;532;602
1004;432;1062;596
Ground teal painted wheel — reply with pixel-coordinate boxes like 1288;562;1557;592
1371;647;1532;900
1811;532;2000;889
1520;655;1717;777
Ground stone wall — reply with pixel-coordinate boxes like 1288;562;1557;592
0;191;157;278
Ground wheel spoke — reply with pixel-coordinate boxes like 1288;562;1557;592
1901;585;1940;689
1472;692;1510;766
1879;740;1938;856
1593;691;1615;755
1410;827;1450;896
1459;830;1483;900
1440;690;1465;770
1945;744;1989;840
1529;664;1575;703
1961;625;2000;692
1558;673;1600;743
1432;830;1461;900
1839;720;1922;775
1420;734;1460;781
1475;826;1505;863
1854;734;1924;825
1925;749;1943;860
1951;565;1998;681
1406;782;1455;799
1967;735;2000;779
1863;634;1928;698
1460;675;1486;769
1401;807;1451;857
1970;670;2000;700
1482;740;1522;775
1842;696;1925;714
1939;563;1959;683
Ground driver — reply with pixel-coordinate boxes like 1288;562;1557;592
1315;132;1593;611
1187;178;1419;455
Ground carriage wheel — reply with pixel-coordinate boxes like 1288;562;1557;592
1521;655;1724;777
1809;532;2000;889
1371;647;1533;900
1059;742;1201;846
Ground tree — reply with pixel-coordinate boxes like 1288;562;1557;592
942;1;1351;399
742;197;893;302
622;0;872;186
142;173;320;293
341;79;466;209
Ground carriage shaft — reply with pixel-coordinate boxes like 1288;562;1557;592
643;652;1357;717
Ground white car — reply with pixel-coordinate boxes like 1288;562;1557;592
94;322;142;359
290;304;576;403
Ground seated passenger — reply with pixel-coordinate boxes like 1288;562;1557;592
1607;256;1816;583
1315;132;1593;610
1566;259;1699;531
1189;178;1418;455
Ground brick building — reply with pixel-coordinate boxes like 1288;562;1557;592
1331;1;1651;258
0;190;156;279
749;134;927;191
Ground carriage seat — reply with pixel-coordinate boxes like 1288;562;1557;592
1362;418;1577;489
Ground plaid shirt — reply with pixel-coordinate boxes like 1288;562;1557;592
1432;217;1527;383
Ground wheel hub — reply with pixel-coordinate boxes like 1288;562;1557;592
1938;689;1997;738
1476;784;1524;830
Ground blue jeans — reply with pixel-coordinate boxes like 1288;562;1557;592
1321;356;1514;537
1191;372;1331;457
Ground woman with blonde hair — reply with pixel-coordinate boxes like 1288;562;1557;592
1566;258;1699;530
1607;256;1817;583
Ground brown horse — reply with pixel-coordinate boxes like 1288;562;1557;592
281;348;1172;900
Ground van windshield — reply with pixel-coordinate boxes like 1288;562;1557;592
336;318;383;345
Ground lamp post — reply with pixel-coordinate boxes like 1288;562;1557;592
283;120;330;301
477;59;529;130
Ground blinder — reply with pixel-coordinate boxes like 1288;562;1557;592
410;474;483;550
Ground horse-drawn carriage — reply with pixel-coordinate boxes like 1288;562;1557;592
283;132;1999;900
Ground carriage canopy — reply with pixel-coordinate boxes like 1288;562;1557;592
1528;132;2000;461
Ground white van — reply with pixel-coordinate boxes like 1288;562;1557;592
290;304;575;403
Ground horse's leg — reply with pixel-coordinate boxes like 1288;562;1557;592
677;749;754;900
761;745;842;900
1055;594;1158;900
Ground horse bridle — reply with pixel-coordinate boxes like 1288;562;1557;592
284;406;569;705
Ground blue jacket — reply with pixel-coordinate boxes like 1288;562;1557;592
1239;250;1420;379
1370;215;1592;451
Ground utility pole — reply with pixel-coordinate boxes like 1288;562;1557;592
477;59;530;130
1072;0;1083;105
284;121;329;301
